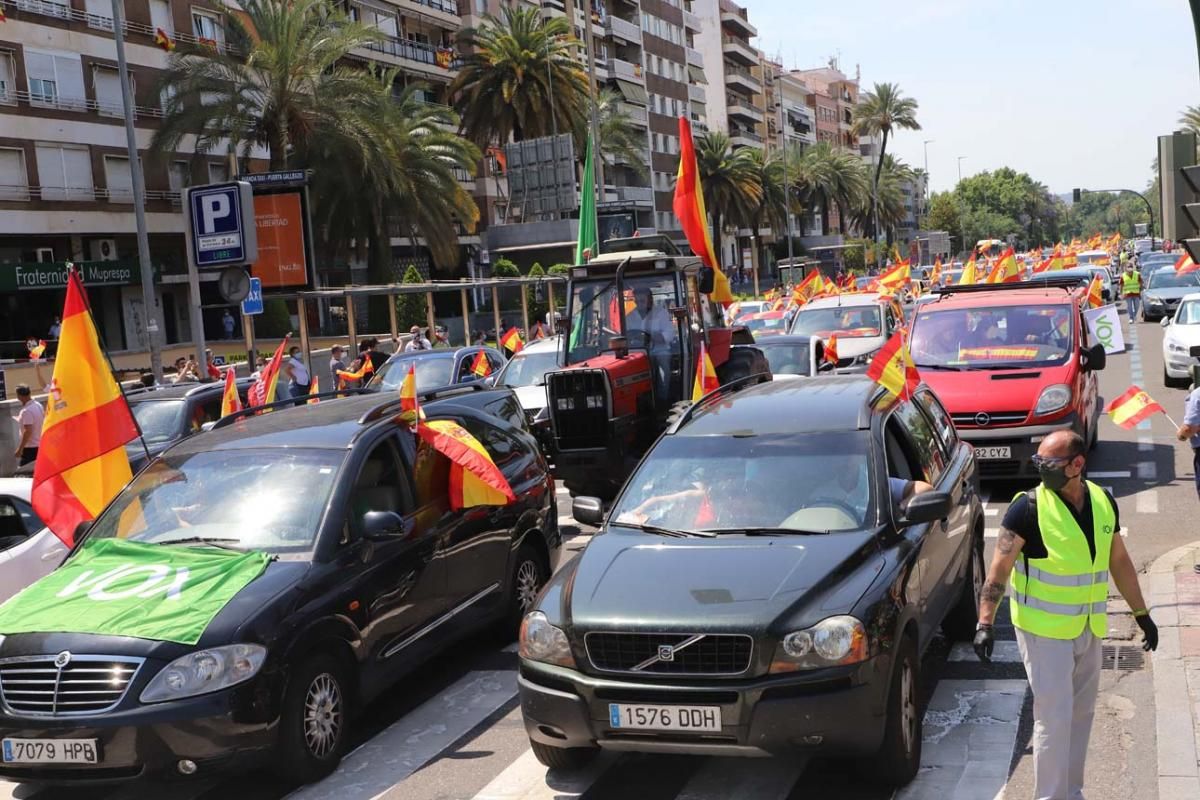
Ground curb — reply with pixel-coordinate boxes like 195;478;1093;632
1147;540;1200;799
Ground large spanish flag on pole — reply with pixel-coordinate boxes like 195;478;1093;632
32;270;139;547
673;116;734;306
1104;386;1167;430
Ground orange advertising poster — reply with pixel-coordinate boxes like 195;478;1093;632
252;193;308;288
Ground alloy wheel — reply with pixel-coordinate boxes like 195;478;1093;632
515;559;542;614
971;544;984;609
303;672;342;759
899;661;917;757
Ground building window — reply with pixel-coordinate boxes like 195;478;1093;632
208;162;228;183
34;143;93;201
0;147;30;201
25;48;85;110
92;66;128;118
149;0;173;36
168;160;189;199
0;50;15;106
191;8;224;48
102;155;134;202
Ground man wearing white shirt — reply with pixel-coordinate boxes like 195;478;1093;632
284;346;310;404
404;326;432;352
626;287;676;404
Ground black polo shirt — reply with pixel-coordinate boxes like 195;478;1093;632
1001;487;1120;561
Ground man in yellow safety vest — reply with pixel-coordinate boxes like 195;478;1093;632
1121;263;1142;322
973;430;1157;800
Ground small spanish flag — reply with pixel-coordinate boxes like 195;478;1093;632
500;327;524;354
824;334;839;366
929;259;942;287
219;367;242;418
691;342;719;402
958;257;977;285
1175;252;1199;276
1105;386;1165;430
866;331;920;400
417;420;515;509
876;261;910;292
28;339;47;361
791;270;827;306
336;357;374;384
531;321;547;340
248;337;289;408
985;247;1021;284
469;349;491;378
398;364;424;429
307;375;320;404
153;27;175;52
0;5;7;22
1085;274;1104;309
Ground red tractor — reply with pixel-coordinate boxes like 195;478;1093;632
545;236;771;500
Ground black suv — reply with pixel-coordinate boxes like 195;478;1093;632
0;387;557;786
124;380;252;473
518;376;983;787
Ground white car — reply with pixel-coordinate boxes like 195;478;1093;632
788;292;904;361
492;336;562;424
1161;293;1200;387
0;478;68;603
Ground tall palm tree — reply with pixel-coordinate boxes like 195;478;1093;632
794;142;868;236
852;82;921;240
451;6;589;149
591;89;648;178
152;0;383;169
694;132;761;267
856;155;913;242
1180;105;1200;134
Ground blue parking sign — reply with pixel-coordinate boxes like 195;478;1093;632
185;182;258;269
241;277;264;316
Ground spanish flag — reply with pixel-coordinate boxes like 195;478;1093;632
417;420;515;509
929;259;942;287
307;375;320;404
1105;386;1164;430
32;270;138;547
0;5;8;22
247;336;289;408
791;269;826;306
824;334;839;365
1175;252;1199;276
219;366;242;417
691;342;719;402
985;247;1021;284
866;331;920;400
876;261;910;292
958;257;977;285
469;349;491;378
1086;274;1104;309
153;27;175;52
673;116;734;306
336;355;374;384
531;321;548;340
398;364;425;429
500;327;524;354
28;339;47;361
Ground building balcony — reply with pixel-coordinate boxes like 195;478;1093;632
683;8;702;32
724;64;761;94
727;96;763;124
357;36;459;78
605;15;642;44
728;128;763;149
604;185;654;206
685;47;704;69
539;0;566;18
396;0;461;28
618;102;649;126
721;35;759;66
608;57;645;84
720;10;757;38
688;83;706;104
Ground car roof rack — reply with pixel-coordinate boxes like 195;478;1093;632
357;382;492;424
930;277;1082;295
667;373;772;433
210;388;368;429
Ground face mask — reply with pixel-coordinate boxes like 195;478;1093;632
1038;463;1070;491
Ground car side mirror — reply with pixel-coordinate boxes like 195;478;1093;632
698;267;715;295
899;491;953;526
484;375;496;387
1161;316;1171;329
1081;343;1106;372
361;510;407;541
572;496;604;527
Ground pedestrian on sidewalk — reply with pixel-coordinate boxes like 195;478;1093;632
973;430;1158;800
12;385;44;466
1121;263;1142;322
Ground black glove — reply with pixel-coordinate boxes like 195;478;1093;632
973;624;994;662
1136;613;1159;652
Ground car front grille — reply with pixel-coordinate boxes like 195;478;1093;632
951;411;1028;428
585;632;753;676
547;369;610;450
0;655;142;716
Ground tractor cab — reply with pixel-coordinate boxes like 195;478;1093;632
547;237;770;499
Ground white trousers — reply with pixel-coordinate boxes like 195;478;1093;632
1015;627;1102;800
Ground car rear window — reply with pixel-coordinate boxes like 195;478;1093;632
791;306;881;339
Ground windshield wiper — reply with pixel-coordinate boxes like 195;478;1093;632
156;536;246;551
699;527;831;536
616;522;715;538
915;364;965;371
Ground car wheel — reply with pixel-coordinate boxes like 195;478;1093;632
505;540;549;634
273;653;350;785
943;535;984;641
1165;365;1186;389
530;739;598;771
873;637;921;787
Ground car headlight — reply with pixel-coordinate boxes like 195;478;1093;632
1034;383;1072;416
1146;296;1163;306
769;615;867;673
1169;341;1187;353
518;611;575;668
140;644;267;703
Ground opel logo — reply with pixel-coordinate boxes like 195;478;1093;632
53;651;71;669
657;644;675;662
974;412;992;427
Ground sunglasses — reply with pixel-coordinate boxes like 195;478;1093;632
1030;454;1078;469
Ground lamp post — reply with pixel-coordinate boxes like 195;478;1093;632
957;155;967;184
957;156;968;257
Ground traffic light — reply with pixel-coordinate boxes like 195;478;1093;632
1073;188;1082;203
1182;165;1200;264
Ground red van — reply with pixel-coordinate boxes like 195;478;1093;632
908;280;1107;479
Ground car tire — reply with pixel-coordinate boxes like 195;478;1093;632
505;539;549;635
943;534;984;641
873;637;921;787
1165;365;1187;389
530;739;598;771
273;653;351;785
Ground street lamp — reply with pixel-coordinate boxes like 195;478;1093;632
957;156;968;184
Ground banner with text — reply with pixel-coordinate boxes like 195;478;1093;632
1083;304;1126;354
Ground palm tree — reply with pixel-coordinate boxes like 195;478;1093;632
859;155;914;243
592;89;648;178
451;6;589;149
1180;105;1200;134
794;142;868;236
852;82;921;240
694;132;762;268
152;0;384;169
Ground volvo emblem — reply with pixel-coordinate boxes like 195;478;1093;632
974;412;991;427
53;651;71;669
657;644;675;662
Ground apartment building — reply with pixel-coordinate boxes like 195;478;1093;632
690;0;759;150
795;61;859;152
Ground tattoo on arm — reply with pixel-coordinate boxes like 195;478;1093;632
997;527;1017;555
981;581;1007;605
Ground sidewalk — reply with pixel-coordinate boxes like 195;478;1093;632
1148;541;1200;798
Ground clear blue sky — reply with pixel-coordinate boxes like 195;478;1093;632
750;0;1200;195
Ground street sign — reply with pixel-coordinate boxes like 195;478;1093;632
241;277;264;316
184;181;258;269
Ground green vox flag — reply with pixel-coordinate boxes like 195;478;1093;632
575;134;598;266
0;539;270;646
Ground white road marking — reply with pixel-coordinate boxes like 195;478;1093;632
1088;470;1131;479
984;508;999;517
289;670;519;800
948;640;1022;663
1137;461;1157;480
1139;441;1155;452
1136;490;1159;515
470;748;615;800
558;515;577;526
676;758;805;800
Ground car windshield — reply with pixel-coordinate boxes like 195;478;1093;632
911;304;1074;369
87;448;342;554
1176;300;1200;325
791;306;882;338
758;342;812;375
1149;270;1200;290
499;349;560;387
610;431;874;533
370;354;454;392
130;400;186;444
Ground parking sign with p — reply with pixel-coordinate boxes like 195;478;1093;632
184;182;258;269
